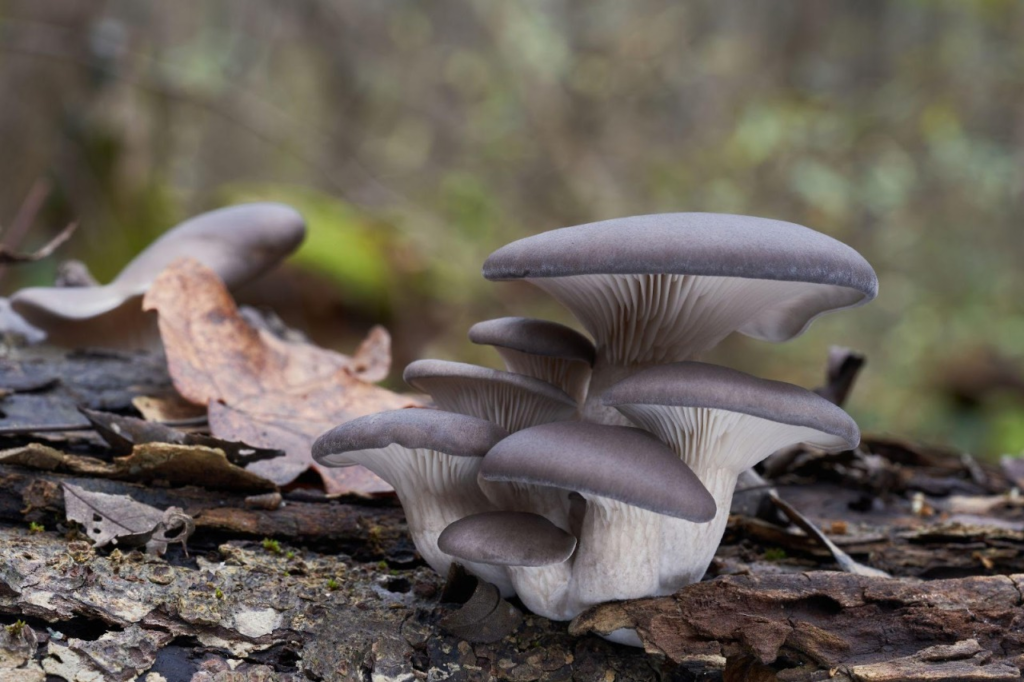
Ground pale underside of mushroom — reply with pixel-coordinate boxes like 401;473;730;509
322;444;512;594
492;347;592;407
531;273;865;422
404;361;578;433
423;378;577;432
615;404;852;592
11;203;305;350
12;290;161;351
475;478;573;534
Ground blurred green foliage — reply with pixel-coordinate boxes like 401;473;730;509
0;0;1022;457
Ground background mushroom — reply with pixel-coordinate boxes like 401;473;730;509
403;359;578;432
602;361;860;591
312;408;513;594
483;213;878;423
468;317;595;404
11;202;306;349
481;420;716;619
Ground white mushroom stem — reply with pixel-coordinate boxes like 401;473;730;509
506;561;576;621
476;478;573;532
580;358;656;425
493;347;592;406
617;405;843;592
337;445;512;594
568;497;663;610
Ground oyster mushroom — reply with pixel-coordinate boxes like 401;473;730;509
483;213;878;423
602;361;860;591
312;408;513;594
11;202;305;349
403;359;577;433
468;317;595;404
481;420;715;620
439;511;576;619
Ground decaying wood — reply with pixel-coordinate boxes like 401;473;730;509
3;335;1024;679
572;571;1024;681
0;511;682;681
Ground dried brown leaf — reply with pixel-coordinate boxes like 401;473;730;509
61;483;194;555
115;442;277;493
350;325;392;383
132;394;206;422
80;408;282;466
142;258;418;494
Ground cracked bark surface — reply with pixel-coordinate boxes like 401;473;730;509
572;571;1024;681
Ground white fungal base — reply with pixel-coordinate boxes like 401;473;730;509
497;497;664;622
568;499;663;615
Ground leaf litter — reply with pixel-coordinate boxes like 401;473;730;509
142;258;419;494
61;483;194;555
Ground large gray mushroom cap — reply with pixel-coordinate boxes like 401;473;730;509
404;359;578;432
439;511;577;567
601;361;860;450
11;202;306;349
484;212;876;297
483;213;877;346
469;318;595;365
312;408;507;467
482;421;716;522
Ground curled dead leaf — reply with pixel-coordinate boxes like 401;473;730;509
142;258;419;494
62;483;194;555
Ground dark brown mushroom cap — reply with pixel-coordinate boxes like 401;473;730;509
312;409;508;467
481;421;716;522
403;359;577;408
601;362;860;449
438;512;577;567
483;213;876;297
469;318;596;366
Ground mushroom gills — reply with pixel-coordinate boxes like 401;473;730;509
532;273;862;368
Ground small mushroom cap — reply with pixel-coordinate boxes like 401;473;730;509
403;360;577;409
601;362;860;449
438;512;577;567
481;421;716;522
468;317;596;366
312;408;508;467
483;213;877;299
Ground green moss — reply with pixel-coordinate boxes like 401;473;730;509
763;548;787;561
262;538;283;555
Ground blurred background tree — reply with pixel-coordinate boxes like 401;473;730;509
0;0;1022;457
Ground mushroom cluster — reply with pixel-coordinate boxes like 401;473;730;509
313;212;877;632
